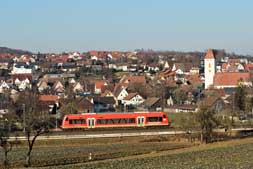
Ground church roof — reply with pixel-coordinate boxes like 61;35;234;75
205;49;215;59
214;72;251;87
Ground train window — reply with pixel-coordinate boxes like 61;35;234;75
65;117;69;121
147;117;163;122
163;115;166;118
97;118;136;125
108;119;114;124
129;118;135;123
69;119;85;124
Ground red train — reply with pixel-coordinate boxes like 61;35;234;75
61;112;170;129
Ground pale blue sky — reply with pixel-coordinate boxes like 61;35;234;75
0;0;253;54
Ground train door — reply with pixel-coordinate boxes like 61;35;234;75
87;118;95;128
137;116;145;127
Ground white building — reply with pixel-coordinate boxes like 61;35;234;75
204;49;216;89
122;93;145;106
11;64;32;74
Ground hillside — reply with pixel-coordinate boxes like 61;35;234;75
0;46;33;55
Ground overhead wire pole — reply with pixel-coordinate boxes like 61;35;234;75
23;104;26;133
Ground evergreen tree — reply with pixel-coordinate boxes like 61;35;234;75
195;106;218;143
234;82;247;112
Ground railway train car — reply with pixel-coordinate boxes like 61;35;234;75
61;112;170;129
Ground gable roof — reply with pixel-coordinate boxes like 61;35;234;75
200;96;222;107
214;72;251;86
123;93;141;101
113;83;129;97
142;97;161;107
93;96;116;105
59;97;94;113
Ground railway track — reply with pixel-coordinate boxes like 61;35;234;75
9;130;185;141
8;127;253;141
48;125;172;135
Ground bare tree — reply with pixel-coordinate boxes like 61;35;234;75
0;119;13;169
24;118;49;167
178;112;198;142
16;91;50;167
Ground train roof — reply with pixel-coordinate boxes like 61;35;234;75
64;112;166;116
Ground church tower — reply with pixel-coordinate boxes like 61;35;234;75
204;49;216;89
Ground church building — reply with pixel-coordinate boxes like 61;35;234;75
204;49;252;89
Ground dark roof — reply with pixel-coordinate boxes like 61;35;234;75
168;104;197;110
94;97;116;105
142;97;161;108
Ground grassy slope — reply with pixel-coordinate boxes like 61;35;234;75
39;138;253;169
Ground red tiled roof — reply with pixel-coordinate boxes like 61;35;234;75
221;63;239;72
39;95;59;102
214;72;251;86
89;80;107;89
89;51;98;56
228;58;240;64
122;75;146;84
245;63;253;71
205;49;215;59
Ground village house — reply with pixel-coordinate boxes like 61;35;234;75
140;97;163;111
90;80;108;94
93;96;116;112
0;59;9;70
113;83;129;103
167;104;198;113
12;74;32;91
0;80;10;93
11;62;33;74
72;82;84;93
59;97;94;114
122;93;145;107
37;79;50;93
39;95;59;113
200;96;226;113
52;81;65;95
